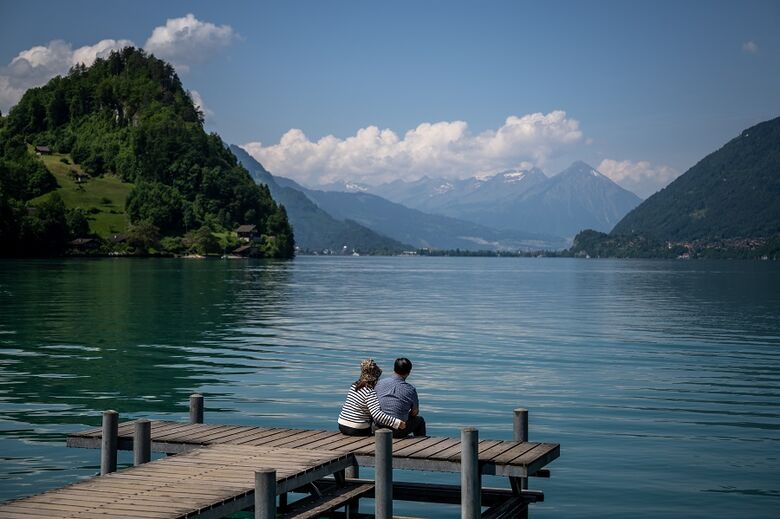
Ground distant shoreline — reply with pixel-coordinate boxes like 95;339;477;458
2;252;777;261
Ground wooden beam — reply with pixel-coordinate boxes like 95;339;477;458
481;495;528;519
277;482;373;519
315;478;545;507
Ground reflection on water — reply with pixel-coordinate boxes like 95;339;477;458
0;257;779;518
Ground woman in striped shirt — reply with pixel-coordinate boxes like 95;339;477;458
338;359;406;436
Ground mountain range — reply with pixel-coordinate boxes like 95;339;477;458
232;146;568;251
369;162;642;237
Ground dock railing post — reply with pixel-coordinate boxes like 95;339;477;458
100;410;118;475
255;469;276;519
461;427;480;519
375;428;393;519
345;463;360;516
134;419;151;466
189;393;204;424
513;408;529;491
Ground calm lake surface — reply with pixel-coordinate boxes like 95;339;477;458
0;257;779;517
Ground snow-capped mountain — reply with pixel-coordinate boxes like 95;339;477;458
463;161;642;237
369;162;641;237
318;180;371;193
371;167;548;214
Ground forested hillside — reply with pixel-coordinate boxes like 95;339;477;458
230;144;408;253
612;116;780;240
0;47;293;257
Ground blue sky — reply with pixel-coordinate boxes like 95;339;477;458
1;0;778;196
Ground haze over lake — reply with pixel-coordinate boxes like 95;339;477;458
1;257;778;518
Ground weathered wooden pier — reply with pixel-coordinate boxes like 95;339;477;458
0;394;559;518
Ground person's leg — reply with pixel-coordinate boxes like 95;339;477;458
339;423;371;436
406;415;426;437
392;426;411;438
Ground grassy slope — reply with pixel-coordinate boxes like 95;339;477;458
29;147;133;237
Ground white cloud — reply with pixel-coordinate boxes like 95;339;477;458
742;40;759;54
597;159;680;198
243;111;583;186
145;13;236;72
189;90;213;119
0;13;234;112
71;39;135;68
0;39;133;113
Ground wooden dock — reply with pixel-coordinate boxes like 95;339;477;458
1;398;559;518
66;420;559;478
0;444;356;519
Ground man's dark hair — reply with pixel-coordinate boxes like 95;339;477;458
394;357;412;376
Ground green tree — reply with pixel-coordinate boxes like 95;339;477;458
66;208;90;238
126;220;161;253
182;226;220;255
20;192;69;255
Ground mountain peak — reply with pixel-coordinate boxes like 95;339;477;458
561;161;601;178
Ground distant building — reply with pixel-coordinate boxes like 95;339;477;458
232;244;252;257
236;224;257;242
70;170;90;183
34;145;51;155
109;234;127;244
68;238;100;251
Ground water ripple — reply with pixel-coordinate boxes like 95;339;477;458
0;257;778;518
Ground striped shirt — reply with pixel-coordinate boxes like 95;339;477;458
338;384;401;430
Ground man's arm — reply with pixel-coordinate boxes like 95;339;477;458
409;386;420;417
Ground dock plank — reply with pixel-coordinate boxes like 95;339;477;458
407;437;460;459
250;429;321;448
490;442;539;465
394;436;448;457
271;429;334;449
229;426;284;445
244;428;299;446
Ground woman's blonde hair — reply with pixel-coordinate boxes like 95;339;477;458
354;358;382;391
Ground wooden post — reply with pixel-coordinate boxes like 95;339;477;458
255;469;276;519
100;410;118;475
513;408;529;491
375;429;393;519
134;419;151;466
461;427;480;519
513;408;528;443
189;393;204;424
345;463;360;516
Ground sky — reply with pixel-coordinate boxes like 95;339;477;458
1;1;778;198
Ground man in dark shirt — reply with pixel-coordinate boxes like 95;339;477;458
375;357;426;438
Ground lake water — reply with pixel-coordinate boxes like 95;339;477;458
0;257;779;517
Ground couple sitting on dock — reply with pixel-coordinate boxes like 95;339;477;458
338;357;427;438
